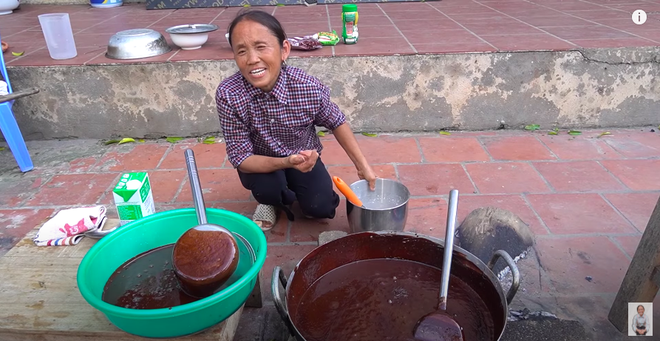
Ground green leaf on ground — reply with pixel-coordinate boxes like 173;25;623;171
597;131;611;138
202;136;216;144
317;131;326;137
439;131;451;136
104;139;121;145
243;4;251;7
568;130;582;136
138;139;146;143
0;146;5;151
362;132;378;137
548;127;559;135
166;137;183;143
276;3;285;6
525;124;540;131
118;137;136;144
11;51;24;56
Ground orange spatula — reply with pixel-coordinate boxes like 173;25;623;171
332;176;364;208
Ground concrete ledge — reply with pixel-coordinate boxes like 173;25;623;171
8;48;660;140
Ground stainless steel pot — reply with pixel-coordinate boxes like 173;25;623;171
346;178;410;233
272;231;520;341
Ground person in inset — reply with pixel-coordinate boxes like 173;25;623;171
632;304;649;335
216;9;376;231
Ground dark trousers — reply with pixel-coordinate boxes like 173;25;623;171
237;158;339;221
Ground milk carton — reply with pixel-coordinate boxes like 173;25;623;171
113;172;156;225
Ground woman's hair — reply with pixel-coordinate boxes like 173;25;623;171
227;9;287;48
638;305;645;312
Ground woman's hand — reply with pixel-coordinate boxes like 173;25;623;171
357;164;377;191
287;150;318;173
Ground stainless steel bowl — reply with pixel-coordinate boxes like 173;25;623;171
346;178;410;233
106;28;172;60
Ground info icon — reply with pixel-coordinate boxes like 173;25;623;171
629;302;653;336
632;10;647;25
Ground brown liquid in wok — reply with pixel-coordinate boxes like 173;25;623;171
293;259;495;341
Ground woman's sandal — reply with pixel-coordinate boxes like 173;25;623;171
252;204;279;231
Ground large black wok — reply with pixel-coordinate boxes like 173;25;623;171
272;231;520;341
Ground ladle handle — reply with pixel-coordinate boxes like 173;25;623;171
185;149;208;225
440;189;459;310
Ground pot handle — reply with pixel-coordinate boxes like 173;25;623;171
271;266;296;337
487;250;520;305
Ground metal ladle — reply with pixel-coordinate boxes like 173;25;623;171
172;149;240;298
413;189;464;341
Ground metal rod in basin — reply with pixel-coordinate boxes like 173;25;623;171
440;189;459;311
184;149;208;225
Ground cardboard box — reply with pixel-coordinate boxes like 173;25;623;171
113;172;156;225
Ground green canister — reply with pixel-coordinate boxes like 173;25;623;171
342;4;359;44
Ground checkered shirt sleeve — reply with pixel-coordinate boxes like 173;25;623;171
216;90;254;168
315;83;346;131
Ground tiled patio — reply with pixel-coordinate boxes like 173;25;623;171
1;127;659;339
1;0;659;66
1;0;660;338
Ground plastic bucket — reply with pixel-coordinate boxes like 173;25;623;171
37;13;77;60
77;208;267;338
90;0;123;8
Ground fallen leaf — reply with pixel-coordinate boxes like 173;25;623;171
316;131;326;137
276;3;285;6
0;146;5;151
568;130;582;136
525;124;540;131
118;137;136;144
597;131;611;138
361;132;377;137
11;51;24;56
548;131;558;135
104;139;121;145
166;137;183;143
138;139;146;143
202;136;216;144
439;131;451;136
243;4;251;7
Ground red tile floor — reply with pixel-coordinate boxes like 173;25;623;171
1;0;659;66
1;127;659;338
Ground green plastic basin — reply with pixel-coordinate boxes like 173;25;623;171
77;208;267;338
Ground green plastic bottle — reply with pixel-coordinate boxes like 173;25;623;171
342;4;359;44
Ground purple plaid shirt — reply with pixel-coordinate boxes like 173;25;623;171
216;65;346;168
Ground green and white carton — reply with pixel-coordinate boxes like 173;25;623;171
113;172;156;225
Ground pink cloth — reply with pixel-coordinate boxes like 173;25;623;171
33;206;107;246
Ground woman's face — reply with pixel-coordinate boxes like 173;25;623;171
638;306;645;315
230;20;291;92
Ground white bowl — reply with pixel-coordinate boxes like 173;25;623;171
166;24;218;51
170;32;209;50
0;0;19;15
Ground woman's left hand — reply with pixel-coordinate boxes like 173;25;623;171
357;165;377;191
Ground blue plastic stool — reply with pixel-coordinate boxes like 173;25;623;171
0;32;34;173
